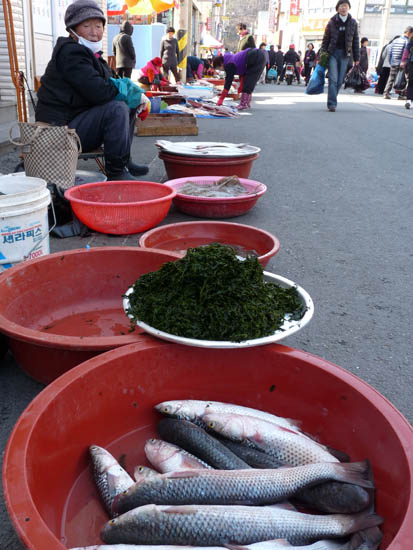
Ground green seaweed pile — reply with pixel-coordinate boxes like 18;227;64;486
126;244;304;342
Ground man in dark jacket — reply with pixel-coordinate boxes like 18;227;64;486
274;45;284;83
35;0;149;180
160;27;180;83
112;21;136;78
267;45;276;81
280;45;300;83
321;0;360;111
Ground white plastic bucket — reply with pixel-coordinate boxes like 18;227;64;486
0;175;51;271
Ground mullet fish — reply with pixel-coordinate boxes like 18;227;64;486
89;445;135;516
133;465;161;483
203;413;340;466
112;461;373;515
145;439;212;473
155;399;303;434
157;418;250;470
101;503;383;546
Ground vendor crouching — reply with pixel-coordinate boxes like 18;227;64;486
213;48;266;110
35;0;149;181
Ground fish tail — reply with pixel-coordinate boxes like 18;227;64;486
346;510;384;536
349;526;383;550
332;460;375;488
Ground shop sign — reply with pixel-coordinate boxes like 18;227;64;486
289;0;300;22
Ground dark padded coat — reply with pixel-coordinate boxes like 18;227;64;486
321;13;360;61
112;21;136;69
35;37;118;126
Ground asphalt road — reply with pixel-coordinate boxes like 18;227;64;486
0;84;412;549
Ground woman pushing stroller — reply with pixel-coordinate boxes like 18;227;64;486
213;48;266;110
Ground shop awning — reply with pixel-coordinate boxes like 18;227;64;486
200;33;224;49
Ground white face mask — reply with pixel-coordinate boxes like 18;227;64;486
71;30;103;54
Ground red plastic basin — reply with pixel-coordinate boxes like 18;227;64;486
3;340;412;549
164;176;267;219
64;181;176;235
159;151;259;179
0;247;180;383
138;221;280;267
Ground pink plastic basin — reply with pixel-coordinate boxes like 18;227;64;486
138;221;280;267
3;340;413;549
0;247;180;383
164;176;267;218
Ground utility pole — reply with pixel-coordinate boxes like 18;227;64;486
178;0;190;82
378;0;391;53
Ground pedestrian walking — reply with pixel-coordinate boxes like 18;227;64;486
236;23;255;52
321;0;360;112
112;21;136;78
280;44;301;84
160;27;180;83
213;48;266;110
400;34;413;109
274;45;284;84
383;27;413;99
375;36;399;95
359;37;368;73
35;0;150;180
303;43;316;86
268;45;276;80
258;43;269;84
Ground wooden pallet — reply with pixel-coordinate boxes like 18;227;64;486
136;113;198;136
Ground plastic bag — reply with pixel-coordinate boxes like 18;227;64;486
394;68;407;91
306;64;326;95
110;77;145;109
344;65;363;90
267;67;278;79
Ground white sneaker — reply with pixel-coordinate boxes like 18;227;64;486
405;100;411;110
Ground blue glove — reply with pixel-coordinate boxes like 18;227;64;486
110;77;145;109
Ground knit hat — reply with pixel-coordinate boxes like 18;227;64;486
65;0;106;31
152;57;162;66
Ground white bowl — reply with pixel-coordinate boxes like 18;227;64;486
123;271;314;349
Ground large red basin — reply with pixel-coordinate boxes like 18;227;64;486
3;340;412;549
138;221;280;267
159;151;259;179
0;247;180;383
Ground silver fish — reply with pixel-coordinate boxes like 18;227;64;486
69;534;377;550
203;413;338;466
133;465;161;483
101;503;383;546
112;461;373;514
89;445;135;516
155;400;303;434
145;439;212;473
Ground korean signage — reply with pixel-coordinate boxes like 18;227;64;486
302;18;329;33
289;0;300;22
206;17;211;31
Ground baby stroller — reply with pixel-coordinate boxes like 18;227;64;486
266;66;278;84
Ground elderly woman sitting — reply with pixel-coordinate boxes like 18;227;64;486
35;0;149;180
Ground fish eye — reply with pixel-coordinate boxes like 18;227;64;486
138;466;144;472
122;490;128;495
208;421;215;428
163;406;170;413
110;519;116;524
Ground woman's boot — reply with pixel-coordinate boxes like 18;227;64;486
245;93;252;108
236;92;250;110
